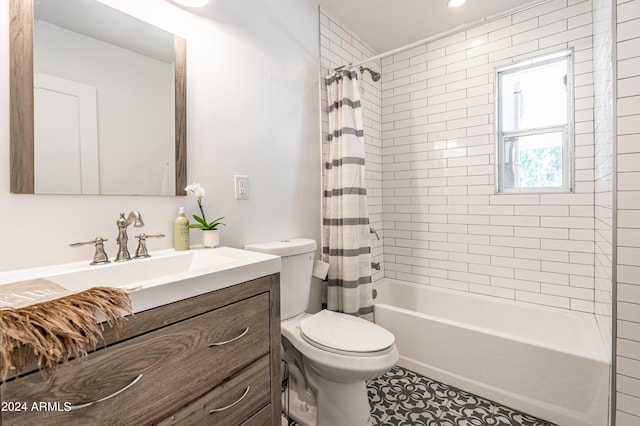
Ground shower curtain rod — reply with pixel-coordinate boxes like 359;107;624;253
333;0;554;72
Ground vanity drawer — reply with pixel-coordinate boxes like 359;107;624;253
2;293;270;426
158;355;271;426
242;404;272;426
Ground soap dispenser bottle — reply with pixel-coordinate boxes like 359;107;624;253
174;207;190;250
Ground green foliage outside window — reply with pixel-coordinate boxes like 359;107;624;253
519;146;562;188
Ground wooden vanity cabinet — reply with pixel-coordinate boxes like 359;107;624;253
0;274;281;426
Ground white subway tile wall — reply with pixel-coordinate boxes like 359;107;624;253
319;9;384;280
380;0;597;312
616;0;640;423
593;0;614;352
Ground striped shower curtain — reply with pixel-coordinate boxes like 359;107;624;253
322;69;373;321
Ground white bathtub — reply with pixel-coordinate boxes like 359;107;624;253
373;278;609;426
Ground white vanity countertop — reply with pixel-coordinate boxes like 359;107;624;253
0;247;281;314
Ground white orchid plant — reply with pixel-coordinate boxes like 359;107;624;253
184;183;225;231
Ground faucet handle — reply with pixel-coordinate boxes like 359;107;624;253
70;237;110;265
134;233;165;259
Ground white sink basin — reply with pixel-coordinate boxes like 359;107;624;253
0;247;281;313
49;250;235;291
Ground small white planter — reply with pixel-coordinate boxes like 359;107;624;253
201;229;219;248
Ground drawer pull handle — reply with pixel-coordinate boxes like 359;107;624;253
208;327;250;347
68;374;144;411
209;386;251;413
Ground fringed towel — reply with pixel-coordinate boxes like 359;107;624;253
0;279;132;382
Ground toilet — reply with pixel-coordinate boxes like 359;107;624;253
244;238;399;426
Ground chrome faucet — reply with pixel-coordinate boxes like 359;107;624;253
370;227;380;240
115;211;144;262
70;237;111;265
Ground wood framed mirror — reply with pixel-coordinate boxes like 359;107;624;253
9;0;186;196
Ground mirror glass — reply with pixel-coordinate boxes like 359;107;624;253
10;0;186;195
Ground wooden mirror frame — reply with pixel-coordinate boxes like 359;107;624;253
9;0;187;196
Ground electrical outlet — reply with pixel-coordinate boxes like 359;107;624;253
234;175;248;200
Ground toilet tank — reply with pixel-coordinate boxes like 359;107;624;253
244;238;317;320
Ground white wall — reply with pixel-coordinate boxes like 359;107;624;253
615;0;640;422
0;0;320;272
381;0;597;312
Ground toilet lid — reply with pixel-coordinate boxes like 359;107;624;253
299;310;395;355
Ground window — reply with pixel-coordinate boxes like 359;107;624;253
496;51;573;192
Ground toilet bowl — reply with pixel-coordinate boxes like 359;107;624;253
282;311;399;425
244;238;399;426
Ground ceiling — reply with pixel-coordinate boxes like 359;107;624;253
315;0;541;53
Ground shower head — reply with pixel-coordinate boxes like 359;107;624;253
360;66;381;82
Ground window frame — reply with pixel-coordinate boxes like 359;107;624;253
495;49;575;194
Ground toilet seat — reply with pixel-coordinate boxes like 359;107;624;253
299;310;395;357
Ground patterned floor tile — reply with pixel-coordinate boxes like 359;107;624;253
491;404;555;426
287;366;555;426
